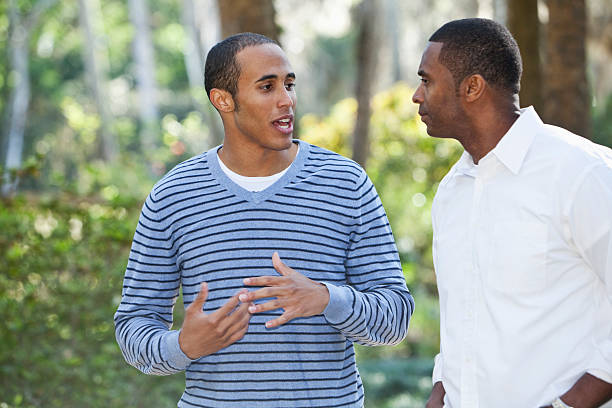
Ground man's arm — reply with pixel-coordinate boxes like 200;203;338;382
547;160;612;407
426;381;446;408
540;374;612;408
242;172;414;345
114;193;251;374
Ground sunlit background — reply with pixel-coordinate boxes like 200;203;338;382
1;0;611;407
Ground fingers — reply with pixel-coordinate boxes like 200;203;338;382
226;307;251;343
247;298;283;314
215;288;248;317
220;298;252;341
264;312;293;329
242;252;296;287
239;286;283;302
272;252;293;276
243;275;284;287
188;282;209;313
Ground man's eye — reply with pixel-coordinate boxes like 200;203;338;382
261;84;272;91
286;83;296;90
420;78;429;84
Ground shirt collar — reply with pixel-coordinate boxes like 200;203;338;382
454;150;477;176
489;106;543;175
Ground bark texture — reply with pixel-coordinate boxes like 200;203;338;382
128;0;159;152
217;0;279;41
2;0;56;197
183;0;223;145
543;0;591;138
507;0;542;111
352;0;382;169
78;0;118;160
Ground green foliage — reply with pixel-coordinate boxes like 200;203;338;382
593;93;612;148
303;83;462;360
304;28;359;115
0;86;454;407
360;358;435;408
0;194;185;407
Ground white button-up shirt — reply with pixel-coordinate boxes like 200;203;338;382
431;107;612;407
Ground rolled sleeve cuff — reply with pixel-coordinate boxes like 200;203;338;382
588;369;612;384
432;353;443;384
322;283;353;325
163;330;195;371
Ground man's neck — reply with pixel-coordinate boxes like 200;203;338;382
218;140;298;177
460;102;521;164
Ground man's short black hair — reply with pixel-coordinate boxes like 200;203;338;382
429;18;522;94
204;32;278;100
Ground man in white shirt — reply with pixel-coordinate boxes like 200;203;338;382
412;18;612;408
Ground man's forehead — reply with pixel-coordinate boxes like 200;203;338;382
236;44;293;82
237;44;289;67
424;42;443;61
418;42;444;72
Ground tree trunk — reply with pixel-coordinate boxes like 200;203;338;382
2;0;56;197
352;0;382;169
507;0;542;110
78;0;118;160
385;0;402;83
216;0;279;41
543;0;590;138
128;0;159;152
182;0;223;146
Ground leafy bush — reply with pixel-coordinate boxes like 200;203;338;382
1;84;460;407
302;83;461;359
0;194;184;407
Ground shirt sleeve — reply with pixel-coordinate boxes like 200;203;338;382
566;160;612;382
432;353;443;384
114;191;194;375
322;171;415;346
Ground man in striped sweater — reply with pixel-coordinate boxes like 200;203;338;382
114;32;414;408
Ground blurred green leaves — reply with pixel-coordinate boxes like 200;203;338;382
0;194;185;407
303;83;461;360
0;85;459;407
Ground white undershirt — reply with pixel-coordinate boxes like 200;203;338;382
216;145;299;192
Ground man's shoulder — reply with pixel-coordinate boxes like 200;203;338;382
303;142;367;182
537;124;612;170
150;152;211;200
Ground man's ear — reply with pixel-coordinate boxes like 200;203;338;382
210;88;235;112
462;74;486;102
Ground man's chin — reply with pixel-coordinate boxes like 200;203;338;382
269;137;295;152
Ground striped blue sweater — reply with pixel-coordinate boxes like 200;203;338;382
114;140;414;407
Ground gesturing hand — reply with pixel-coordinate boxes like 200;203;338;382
178;282;251;360
239;252;330;328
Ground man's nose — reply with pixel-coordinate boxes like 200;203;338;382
278;88;295;108
412;85;423;104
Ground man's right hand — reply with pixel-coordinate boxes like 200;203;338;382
178;282;251;360
426;381;446;408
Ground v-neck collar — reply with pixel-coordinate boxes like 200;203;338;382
207;139;308;204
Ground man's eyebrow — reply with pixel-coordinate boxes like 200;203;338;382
255;74;277;83
418;69;427;77
255;73;296;83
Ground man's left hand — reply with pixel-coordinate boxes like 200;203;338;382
239;252;330;328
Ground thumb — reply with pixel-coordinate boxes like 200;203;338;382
272;252;292;276
189;282;208;312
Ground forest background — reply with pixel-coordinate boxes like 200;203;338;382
1;0;611;407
